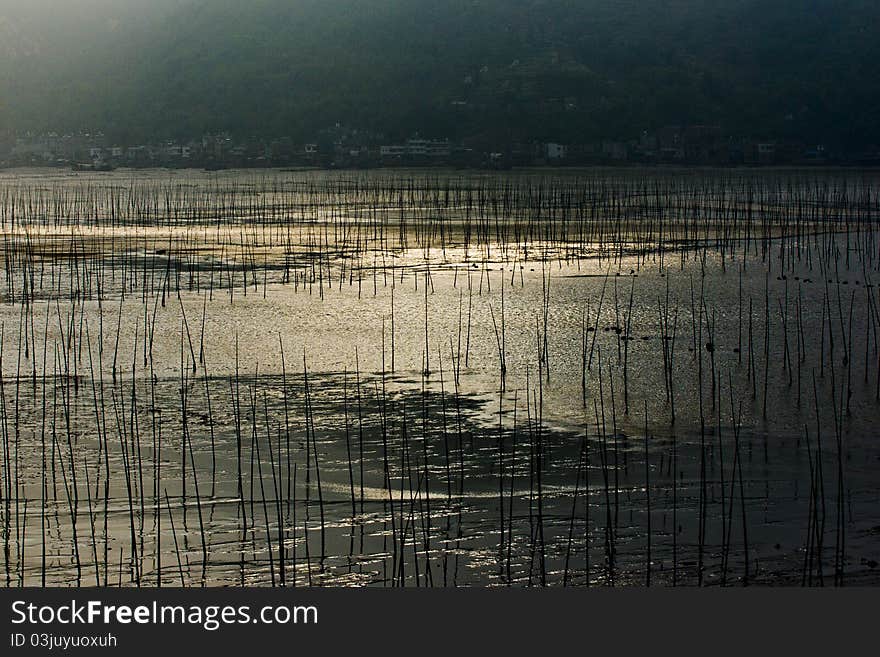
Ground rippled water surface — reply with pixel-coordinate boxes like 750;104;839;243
1;167;879;586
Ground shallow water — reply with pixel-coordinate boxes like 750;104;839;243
1;168;879;587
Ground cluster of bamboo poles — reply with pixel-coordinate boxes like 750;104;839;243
1;171;878;305
0;169;878;587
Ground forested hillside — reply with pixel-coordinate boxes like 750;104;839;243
1;1;878;148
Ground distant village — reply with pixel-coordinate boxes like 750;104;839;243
1;123;877;171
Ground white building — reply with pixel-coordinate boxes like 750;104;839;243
382;139;451;159
380;145;406;157
544;143;567;160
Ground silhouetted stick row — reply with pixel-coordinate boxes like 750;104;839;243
0;169;878;586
